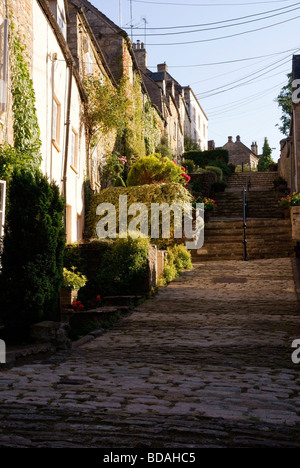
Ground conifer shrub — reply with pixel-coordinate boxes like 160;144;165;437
0;169;65;339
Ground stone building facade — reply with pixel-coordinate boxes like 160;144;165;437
0;0;88;243
133;42;208;159
278;55;300;192
222;135;260;168
183;86;208;151
68;0;164;161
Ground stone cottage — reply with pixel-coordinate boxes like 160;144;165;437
222;135;260;168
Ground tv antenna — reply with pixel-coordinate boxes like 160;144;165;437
130;0;133;41
142;17;148;46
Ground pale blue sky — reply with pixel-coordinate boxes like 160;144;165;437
91;0;300;160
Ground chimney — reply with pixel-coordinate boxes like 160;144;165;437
208;140;215;151
228;136;233;143
157;62;168;73
133;40;147;70
251;141;258;155
236;135;241;142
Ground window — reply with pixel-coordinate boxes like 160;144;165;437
58;7;66;38
77;214;83;241
173;122;177;139
66;205;72;243
203;124;206;138
85;51;93;75
0;179;6;239
70;129;78;172
0;19;8;112
52;96;61;151
198;115;201;130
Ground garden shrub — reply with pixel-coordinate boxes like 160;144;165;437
167;244;193;272
0;168;65;338
163;244;193;283
213;181;228;192
182;159;196;173
126;155;184;186
85;183;193;239
64;238;150;300
205;166;223;180
163;263;178;283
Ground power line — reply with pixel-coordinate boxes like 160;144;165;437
127;1;300;29
129;0;293;6
196;54;294;96
146;13;300;45
196;66;291;99
205;81;286;112
147;47;300;68
207;81;286;116
130;4;300;36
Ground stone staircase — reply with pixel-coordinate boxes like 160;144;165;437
211;190;284;219
192;172;295;262
192;219;295;261
226;171;278;191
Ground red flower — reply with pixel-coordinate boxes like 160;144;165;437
181;167;186;172
96;295;101;302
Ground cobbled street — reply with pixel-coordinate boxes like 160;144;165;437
1;258;300;448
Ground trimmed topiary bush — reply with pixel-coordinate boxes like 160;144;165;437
85;183;193;239
126;155;184;186
0;168;65;339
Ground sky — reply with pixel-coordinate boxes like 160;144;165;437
90;0;300;161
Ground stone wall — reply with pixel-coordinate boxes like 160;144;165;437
278;138;293;189
190;171;218;197
0;0;34;145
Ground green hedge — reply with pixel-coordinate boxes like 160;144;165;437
85;183;193;239
205;166;223;180
64;238;150;301
0;168;65;338
183;149;229;167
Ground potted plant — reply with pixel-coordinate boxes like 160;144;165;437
60;267;87;308
193;196;217;222
279;192;300;218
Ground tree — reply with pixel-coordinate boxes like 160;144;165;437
0;169;65;339
275;73;292;136
259;137;274;172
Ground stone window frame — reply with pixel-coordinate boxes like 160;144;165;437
52;94;61;152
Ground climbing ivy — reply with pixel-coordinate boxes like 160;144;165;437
83;75;129;149
9;21;42;167
0;22;42;180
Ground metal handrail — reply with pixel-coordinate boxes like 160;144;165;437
243;187;248;261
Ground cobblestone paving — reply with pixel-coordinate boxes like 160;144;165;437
1;258;300;448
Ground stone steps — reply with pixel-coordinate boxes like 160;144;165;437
226;173;278;192
211;190;284;219
192;219;295;261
